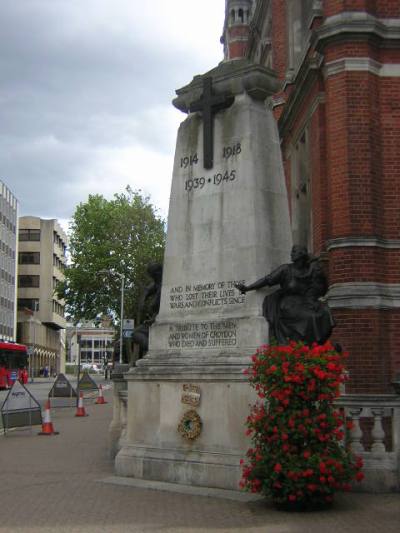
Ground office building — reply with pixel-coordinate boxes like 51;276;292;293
0;180;18;341
17;216;67;375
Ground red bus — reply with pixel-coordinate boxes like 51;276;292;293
0;341;29;389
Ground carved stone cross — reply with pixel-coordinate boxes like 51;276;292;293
189;77;234;169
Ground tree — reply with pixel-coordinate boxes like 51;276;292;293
57;187;165;325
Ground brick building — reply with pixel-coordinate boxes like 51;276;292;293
222;0;400;394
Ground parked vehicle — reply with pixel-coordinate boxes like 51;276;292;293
81;363;101;374
0;341;28;389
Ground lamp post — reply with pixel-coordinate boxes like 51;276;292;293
99;270;125;364
28;300;39;383
75;325;81;407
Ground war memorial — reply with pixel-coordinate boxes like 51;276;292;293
110;0;400;495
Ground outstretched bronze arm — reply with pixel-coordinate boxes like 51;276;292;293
234;276;272;294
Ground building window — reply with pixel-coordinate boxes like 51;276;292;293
286;0;314;76
52;300;65;317
17;298;40;312
290;128;312;250
80;339;92;348
53;254;65;271
18;275;40;288
18;252;40;265
19;228;41;241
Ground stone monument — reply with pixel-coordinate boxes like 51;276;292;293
115;59;293;490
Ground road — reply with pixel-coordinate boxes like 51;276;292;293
0;374;109;431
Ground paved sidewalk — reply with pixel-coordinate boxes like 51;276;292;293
0;388;399;533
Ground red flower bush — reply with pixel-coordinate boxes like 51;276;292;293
240;341;364;507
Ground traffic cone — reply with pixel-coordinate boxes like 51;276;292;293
38;399;59;435
95;384;107;405
75;392;88;417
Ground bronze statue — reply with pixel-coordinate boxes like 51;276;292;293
131;262;163;357
235;245;335;345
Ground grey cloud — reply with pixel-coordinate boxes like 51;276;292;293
0;0;223;220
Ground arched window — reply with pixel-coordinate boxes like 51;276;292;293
230;9;235;24
238;8;244;23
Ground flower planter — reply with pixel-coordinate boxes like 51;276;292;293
240;341;364;507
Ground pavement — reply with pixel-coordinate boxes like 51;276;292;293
0;385;399;533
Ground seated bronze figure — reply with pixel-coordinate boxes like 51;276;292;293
235;245;335;346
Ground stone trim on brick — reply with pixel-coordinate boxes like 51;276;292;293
328;283;400;309
327;237;400;250
318;12;400;43
324;58;400;78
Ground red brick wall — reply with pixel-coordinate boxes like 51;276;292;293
271;0;288;79
331;309;399;393
250;0;400;393
322;0;400;18
228;24;250;59
329;248;400;284
379;77;400;238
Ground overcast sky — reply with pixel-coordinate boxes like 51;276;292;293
0;0;225;228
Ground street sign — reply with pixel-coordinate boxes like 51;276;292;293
1;380;42;430
123;319;134;330
78;372;98;391
49;373;77;398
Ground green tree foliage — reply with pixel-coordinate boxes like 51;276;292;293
57;187;165;324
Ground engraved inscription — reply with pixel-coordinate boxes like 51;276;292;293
169;280;245;310
180;143;242;169
184;169;236;191
168;320;238;349
180;153;199;168
223;142;241;159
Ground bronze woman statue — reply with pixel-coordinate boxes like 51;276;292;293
235;245;335;345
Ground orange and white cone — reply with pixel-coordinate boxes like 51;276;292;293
75;392;88;417
38;399;59;435
95;384;107;405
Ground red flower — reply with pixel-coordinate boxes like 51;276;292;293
356;457;364;468
240;342;361;504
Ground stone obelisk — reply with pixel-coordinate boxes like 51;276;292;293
115;59;292;490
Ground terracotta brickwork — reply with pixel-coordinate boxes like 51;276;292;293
271;0;287;80
246;0;400;393
323;0;400;18
331;309;399;394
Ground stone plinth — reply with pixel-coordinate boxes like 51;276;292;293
115;60;292;490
